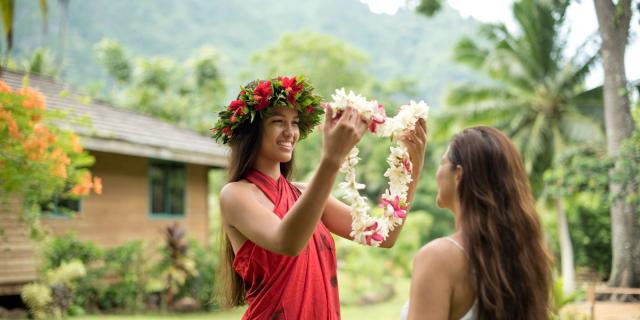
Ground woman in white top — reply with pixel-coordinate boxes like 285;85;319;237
403;127;552;320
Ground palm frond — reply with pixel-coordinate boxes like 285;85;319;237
478;23;512;43
445;84;512;106
513;0;565;78
484;48;540;92
505;112;537;137
441;100;532;132
556;37;600;91
453;37;490;70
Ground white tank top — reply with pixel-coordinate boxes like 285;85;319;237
400;237;478;320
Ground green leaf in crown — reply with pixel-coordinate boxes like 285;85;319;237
210;76;324;144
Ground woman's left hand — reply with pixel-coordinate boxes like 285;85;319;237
401;118;428;173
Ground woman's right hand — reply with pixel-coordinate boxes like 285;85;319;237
321;104;369;166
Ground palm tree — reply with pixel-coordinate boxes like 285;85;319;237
442;0;603;294
55;0;70;67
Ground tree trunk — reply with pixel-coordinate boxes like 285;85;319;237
1;0;15;64
593;0;640;290
556;197;575;295
56;0;70;68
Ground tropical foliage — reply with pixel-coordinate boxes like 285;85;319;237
443;0;603;193
0;79;100;232
3;0;640;317
94;39;225;134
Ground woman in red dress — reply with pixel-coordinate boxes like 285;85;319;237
212;77;427;319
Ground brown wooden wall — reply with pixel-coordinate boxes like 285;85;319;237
0;198;38;295
43;151;210;248
0;151;211;295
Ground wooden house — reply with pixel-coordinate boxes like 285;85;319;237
0;70;227;295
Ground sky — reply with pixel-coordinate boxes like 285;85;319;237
360;0;639;87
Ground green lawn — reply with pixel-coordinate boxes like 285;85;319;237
71;279;410;320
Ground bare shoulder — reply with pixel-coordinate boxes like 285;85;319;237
220;180;252;198
219;181;259;212
413;237;462;275
409;237;458;303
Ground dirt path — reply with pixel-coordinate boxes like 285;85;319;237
562;302;640;319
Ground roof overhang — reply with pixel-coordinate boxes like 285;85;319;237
81;136;229;167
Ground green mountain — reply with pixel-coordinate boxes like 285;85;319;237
10;0;480;104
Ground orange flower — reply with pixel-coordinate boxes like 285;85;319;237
23;139;46;160
23;125;56;160
48;146;72;179
93;177;102;194
0;81;12;93
70;134;83;153
52;163;68;179
34;125;56;144
70;172;93;196
70;184;84;196
50;147;71;165
9;122;20;139
0;110;21;139
18;87;46;110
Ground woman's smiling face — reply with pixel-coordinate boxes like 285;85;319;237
258;107;300;163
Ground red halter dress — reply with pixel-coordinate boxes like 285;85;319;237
233;169;341;319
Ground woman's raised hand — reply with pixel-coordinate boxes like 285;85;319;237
321;104;369;166
401;118;428;172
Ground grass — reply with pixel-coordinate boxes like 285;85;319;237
70;279;410;320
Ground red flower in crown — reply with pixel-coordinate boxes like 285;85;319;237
228;99;246;122
253;81;273;111
211;76;323;145
280;76;305;104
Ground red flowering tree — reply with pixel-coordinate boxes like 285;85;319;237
0;79;100;229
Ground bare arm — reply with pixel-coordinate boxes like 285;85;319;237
221;106;369;256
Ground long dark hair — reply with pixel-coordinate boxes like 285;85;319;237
448;126;552;320
215;113;295;308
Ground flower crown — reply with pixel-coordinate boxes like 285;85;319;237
211;76;324;144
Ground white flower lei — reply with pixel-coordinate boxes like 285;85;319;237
329;89;429;246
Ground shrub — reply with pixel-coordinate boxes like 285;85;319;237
0;80;100;235
21;260;86;319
